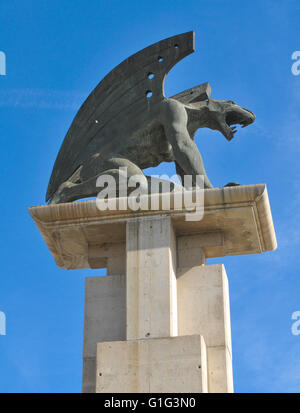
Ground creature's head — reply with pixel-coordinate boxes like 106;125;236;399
204;98;256;141
180;84;256;140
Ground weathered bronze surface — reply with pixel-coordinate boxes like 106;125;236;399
46;32;255;204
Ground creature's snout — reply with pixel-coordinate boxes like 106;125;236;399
210;99;256;141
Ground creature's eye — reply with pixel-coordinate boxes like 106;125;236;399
228;100;236;105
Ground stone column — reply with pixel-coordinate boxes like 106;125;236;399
95;215;209;393
177;264;233;393
126;216;177;340
29;184;277;394
82;275;126;393
82;242;126;392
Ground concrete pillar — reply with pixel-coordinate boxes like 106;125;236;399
126;216;177;340
96;335;208;393
177;264;233;393
88;242;126;274
82;275;126;393
29;184;277;394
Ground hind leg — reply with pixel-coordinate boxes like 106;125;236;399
50;155;148;204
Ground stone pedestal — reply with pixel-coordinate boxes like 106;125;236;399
177;264;232;392
126;216;177;340
29;184;277;393
96;335;208;393
82;275;126;393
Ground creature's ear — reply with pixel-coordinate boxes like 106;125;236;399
171;82;211;104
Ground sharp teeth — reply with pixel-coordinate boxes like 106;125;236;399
241;121;249;128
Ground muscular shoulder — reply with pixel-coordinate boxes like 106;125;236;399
160;98;188;128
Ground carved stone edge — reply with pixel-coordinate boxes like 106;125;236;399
28;183;277;268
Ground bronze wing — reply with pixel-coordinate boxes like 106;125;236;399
46;32;198;202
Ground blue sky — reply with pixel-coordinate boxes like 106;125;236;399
0;0;300;393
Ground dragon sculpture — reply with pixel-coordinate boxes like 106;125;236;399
46;32;255;204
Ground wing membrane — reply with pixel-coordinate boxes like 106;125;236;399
46;32;195;201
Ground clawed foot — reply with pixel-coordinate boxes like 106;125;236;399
224;182;241;187
49;182;75;204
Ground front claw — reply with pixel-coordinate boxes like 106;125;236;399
49;181;75;204
224;182;241;187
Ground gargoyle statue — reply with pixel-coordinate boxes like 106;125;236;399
46;32;255;204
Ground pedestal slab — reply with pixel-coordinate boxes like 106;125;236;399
177;264;233;392
96;335;208;393
29;184;277;393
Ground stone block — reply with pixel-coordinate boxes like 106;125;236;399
96;335;208;393
126;216;177;340
177;264;233;392
207;346;233;393
82;275;126;392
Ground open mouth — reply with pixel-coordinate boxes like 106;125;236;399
222;108;255;141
